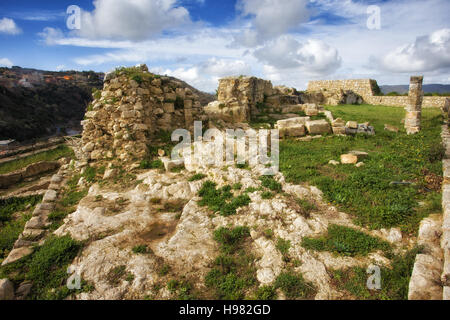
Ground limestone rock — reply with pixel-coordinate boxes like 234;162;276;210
0;279;14;300
305;120;331;135
340;154;358;164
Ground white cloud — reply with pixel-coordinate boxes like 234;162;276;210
151;57;252;92
0;58;13;68
235;0;309;46
380;28;450;73
77;0;191;40
254;36;341;75
0;18;21;35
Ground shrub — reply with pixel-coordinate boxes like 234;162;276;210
428;143;445;163
213;226;250;254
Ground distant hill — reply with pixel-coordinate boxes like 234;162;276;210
0;67;104;141
381;84;450;95
163;75;216;106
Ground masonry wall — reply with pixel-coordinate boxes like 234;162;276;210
307;79;450;108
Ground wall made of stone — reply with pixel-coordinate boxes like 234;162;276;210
307;79;449;108
80;65;203;164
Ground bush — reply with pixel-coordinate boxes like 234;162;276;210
213;226;250;254
255;285;277;300
276;238;291;256
428;143;445;163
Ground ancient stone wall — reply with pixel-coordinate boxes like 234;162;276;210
80;65;202;164
205;76;301;123
308;79;450;108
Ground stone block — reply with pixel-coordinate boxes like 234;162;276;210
1;247;34;266
340;154;358;164
305;119;331;135
163;103;175;113
346;121;358;129
43;189;57;202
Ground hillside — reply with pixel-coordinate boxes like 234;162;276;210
381;84;450;95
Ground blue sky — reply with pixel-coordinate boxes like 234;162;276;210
0;0;449;91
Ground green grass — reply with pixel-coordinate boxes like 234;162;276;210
0;235;85;300
0;195;42;223
260;176;282;193
331;246;422;300
0;144;73;174
188;173;207;182
280;105;443;231
132;245;152;254
276;237;291;257
302;224;391;257
205;226;257;300
255;285;278;300
0;213;32;260
275;271;316;299
139;159;164;170
198;181;251;217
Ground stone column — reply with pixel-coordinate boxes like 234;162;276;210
405;76;424;134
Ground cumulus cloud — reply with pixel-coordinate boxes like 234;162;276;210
77;0;191;40
152;58;252;92
380;28;450;73
235;0;309;46
0;58;13;68
254;36;341;75
0;18;22;35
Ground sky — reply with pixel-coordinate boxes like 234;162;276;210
0;0;449;92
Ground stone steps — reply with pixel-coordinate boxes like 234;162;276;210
1;166;68;266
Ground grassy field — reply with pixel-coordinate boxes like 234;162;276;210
280;104;443;233
0;144;74;175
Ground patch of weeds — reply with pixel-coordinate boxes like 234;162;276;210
204;226;257;300
236;163;250;170
301;224;391;257
331;246;422;300
198;181;250;217
263;229;274;239
0;195;42;223
296;198;317;215
107;265;127;286
126;273;135;282
82;166;97;183
48;210;68;221
276;237;291;258
232;183;243;190
188;173;207;182
167;279;197;300
275;271;316;299
260;176;282;193
95;195;104;202
132;245;152;254
255;285;277;300
139;159;164;170
25;235;83;299
0;213;32;260
159;264;170;276
261;191;274;199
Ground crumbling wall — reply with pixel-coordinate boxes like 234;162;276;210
205;76;301;123
307;79;449;108
80;64;202;164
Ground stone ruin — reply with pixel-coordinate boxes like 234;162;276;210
79;68;377;169
80;64;204;164
405;76;424;135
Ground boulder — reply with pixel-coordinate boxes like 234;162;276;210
305;120;331;135
340;154;358;164
0;279;14;300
